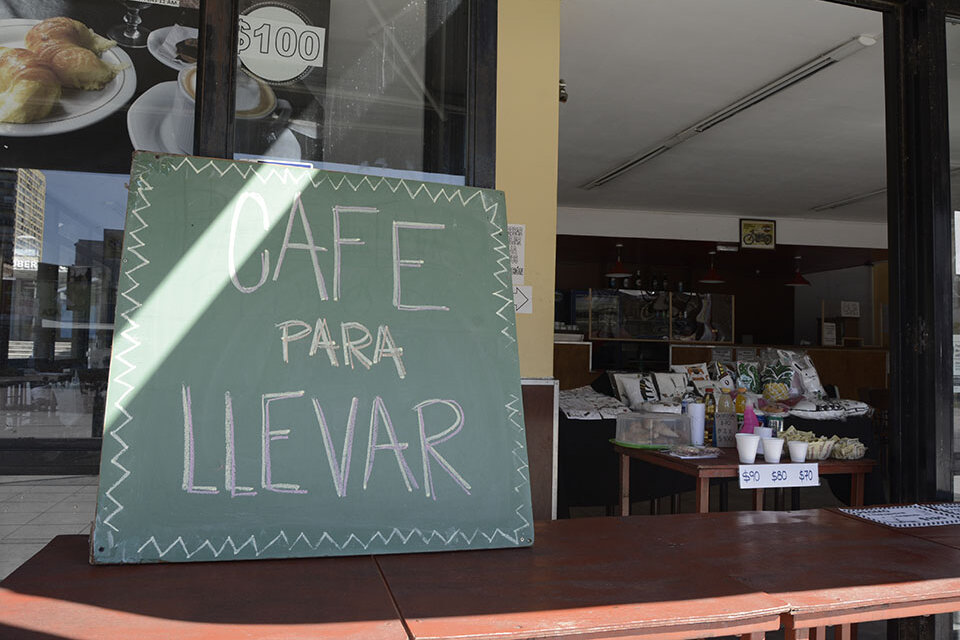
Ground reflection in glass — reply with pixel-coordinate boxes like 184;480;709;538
948;18;960;500
108;1;153;48
0;169;125;439
234;0;469;182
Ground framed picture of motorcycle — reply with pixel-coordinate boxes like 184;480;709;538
739;218;776;249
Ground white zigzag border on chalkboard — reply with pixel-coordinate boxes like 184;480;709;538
103;156;532;559
101;175;152;532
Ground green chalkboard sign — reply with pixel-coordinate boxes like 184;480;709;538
92;153;533;564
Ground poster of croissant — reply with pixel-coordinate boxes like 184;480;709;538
0;0;199;173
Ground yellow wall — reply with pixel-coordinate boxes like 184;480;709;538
497;1;560;378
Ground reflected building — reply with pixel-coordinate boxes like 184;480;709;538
12;169;44;269
0;169;47;368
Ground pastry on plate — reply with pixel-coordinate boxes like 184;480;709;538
0;46;61;123
25;17;120;90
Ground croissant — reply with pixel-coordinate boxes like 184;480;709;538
25;17;118;90
0;46;61;123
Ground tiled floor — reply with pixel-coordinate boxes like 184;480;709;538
0;474;97;580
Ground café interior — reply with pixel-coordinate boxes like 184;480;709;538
549;0;917;518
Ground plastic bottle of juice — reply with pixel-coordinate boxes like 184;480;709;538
703;389;716;445
718;388;734;414
734;386;747;414
714;387;737;446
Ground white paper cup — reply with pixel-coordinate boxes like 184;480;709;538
762;437;784;463
735;433;761;464
754;426;773;454
788;440;808;462
688;402;705;446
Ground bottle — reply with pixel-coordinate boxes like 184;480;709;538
717;387;734;414
742;399;759;434
733;387;747;424
714;387;737;447
703;388;716;446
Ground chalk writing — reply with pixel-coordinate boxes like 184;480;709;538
392;221;450;312
182;389;470;500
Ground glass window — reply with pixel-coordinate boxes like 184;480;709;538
0;1;201;171
233;0;468;183
949;17;960;500
0;0;200;445
0;168;126;439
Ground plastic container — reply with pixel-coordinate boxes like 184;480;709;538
714;387;737;447
734;387;747;414
615;411;691;447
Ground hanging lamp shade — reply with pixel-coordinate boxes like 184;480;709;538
605;242;631;278
698;251;725;284
785;255;811;287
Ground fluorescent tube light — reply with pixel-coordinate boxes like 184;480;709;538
584;146;670;189
581;34;878;190
812;166;960;212
810;186;887;212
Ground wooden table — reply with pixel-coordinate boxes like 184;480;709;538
0;528;787;640
613;509;960;640
377;516;789;640
0;535;407;640
4;510;959;640
614;445;876;514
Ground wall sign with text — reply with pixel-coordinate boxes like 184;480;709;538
239;4;326;83
91;153;533;564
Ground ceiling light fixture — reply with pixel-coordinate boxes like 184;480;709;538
581;34;878;190
604;242;632;278
810;186;887;212
698;251;725;284
811;167;960;212
786;255;811;287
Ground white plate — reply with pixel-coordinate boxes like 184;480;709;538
127;82;183;153
0;19;137;137
128;81;302;160
147;25;198;71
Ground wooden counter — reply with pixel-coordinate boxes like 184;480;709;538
4;510;960;640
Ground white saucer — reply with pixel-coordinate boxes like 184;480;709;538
127;82;185;153
147;25;198;71
127;81;302;160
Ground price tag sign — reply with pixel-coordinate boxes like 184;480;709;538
238;6;326;83
738;463;819;489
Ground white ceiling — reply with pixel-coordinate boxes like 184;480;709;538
558;0;892;223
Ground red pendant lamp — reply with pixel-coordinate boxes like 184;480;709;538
786;255;811;287
698;250;724;284
605;242;631;278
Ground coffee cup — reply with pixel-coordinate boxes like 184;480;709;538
171;65;292;155
172;64;199;154
234;70;292;155
788;441;809;463
753;426;773;455
762;437;784;463
735;433;760;464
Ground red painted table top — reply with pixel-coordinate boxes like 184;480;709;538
377;516;788;640
610;509;960;620
0;535;406;640
4;510;960;640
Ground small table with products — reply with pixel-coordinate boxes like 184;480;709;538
614;445;876;515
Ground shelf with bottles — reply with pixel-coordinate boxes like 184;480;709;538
575;289;735;344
